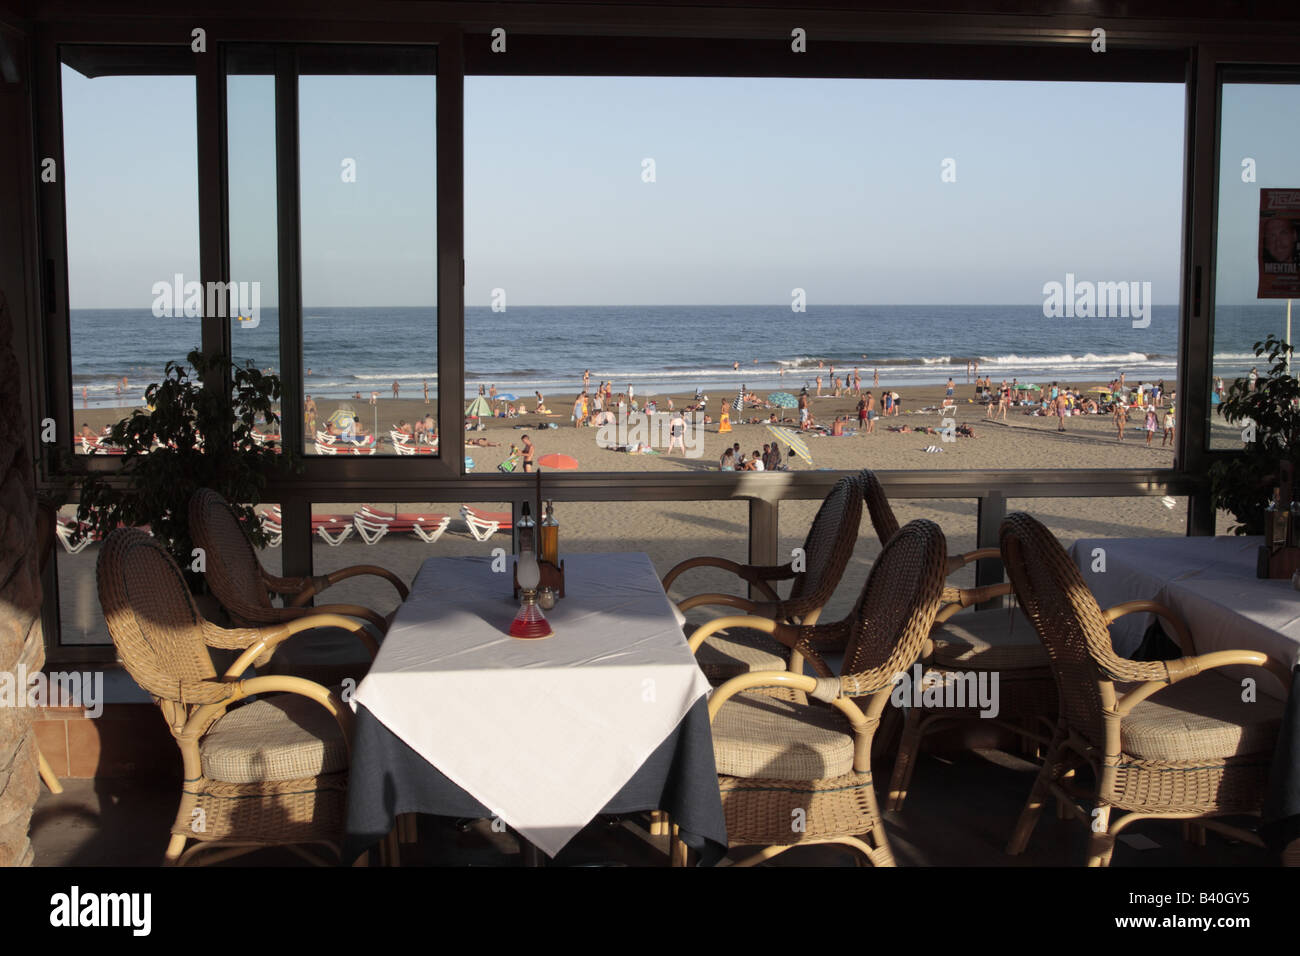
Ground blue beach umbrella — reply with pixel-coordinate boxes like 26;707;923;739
768;391;797;408
496;393;518;402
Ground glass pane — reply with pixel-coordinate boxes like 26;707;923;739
227;51;281;449
299;49;437;457
1211;79;1300;449
61;48;198;448
466;76;1184;474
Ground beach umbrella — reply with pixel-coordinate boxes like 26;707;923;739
767;391;797;408
466;396;493;419
538;453;578;470
326;408;356;428
496;393;517;402
732;396;744;411
766;425;812;466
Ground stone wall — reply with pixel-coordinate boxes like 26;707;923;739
0;291;41;867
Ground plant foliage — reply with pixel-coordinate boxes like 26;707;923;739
75;349;294;586
1209;334;1300;534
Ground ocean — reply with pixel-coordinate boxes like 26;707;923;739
69;303;1289;406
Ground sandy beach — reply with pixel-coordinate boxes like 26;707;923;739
58;377;1232;648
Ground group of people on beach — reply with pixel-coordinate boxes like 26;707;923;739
719;441;785;471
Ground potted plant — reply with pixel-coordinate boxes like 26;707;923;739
1209;334;1300;534
73;349;295;590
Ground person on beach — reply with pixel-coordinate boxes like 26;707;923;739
82;386;89;408
733;361;740;371
1162;408;1175;447
1249;367;1259;391
521;434;535;472
893;392;903;415
882;390;892;417
1144;407;1158;446
798;391;810;429
467;436;502;447
304;394;317;436
997;383;1009;421
873;368;879;387
583;369;590;390
747;450;765;471
535;391;544;412
572;394;584;428
370;391;378;406
392;380;400;399
423;380;429;404
489;384;497;403
865;392;877;433
946;377;954;400
815;375;822;397
1114;401;1126;441
413;417;427;443
857;396;867;430
1054;395;1066;432
667;410;686;455
719;446;735;470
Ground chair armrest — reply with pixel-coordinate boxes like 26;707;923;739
661;556;786;601
945;548;1000;574
307;603;391;637
1116;649;1294;716
185;675;353;758
934;582;1013;622
285;564;409;605
219;614;379;679
707;670;819;722
1101;600;1194;655
677;593;759;615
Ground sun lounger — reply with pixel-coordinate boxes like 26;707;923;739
392;440;435;455
55;515;94;554
266;505;356;546
354;505;451;545
258;509;283;547
315;441;377;456
459;505;513;541
78;435;126;455
317;430;376;447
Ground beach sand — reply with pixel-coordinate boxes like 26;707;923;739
59;378;1233;648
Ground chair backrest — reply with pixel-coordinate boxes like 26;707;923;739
96;527;227;705
998;511;1165;747
859;469;900;545
840;518;947;689
189;488;276;626
783;472;865;618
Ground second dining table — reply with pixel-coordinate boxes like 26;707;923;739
341;551;727;865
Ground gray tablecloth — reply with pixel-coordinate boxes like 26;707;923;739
342;697;727;865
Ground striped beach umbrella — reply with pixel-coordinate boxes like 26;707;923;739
466;396;493;419
766;425;812;465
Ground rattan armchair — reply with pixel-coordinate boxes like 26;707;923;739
190;487;407;638
98;528;368;866
701;518;947;865
663;472;865;684
1000;511;1292;866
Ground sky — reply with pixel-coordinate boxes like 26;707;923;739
58;65;1297;309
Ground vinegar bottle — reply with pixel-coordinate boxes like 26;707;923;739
540;500;559;565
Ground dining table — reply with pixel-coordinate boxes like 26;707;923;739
1067;534;1300;852
341;551;727;865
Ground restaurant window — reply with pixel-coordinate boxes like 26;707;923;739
297;46;438;458
59;46;199;451
465;75;1185;477
226;46;282;446
1210;74;1300;450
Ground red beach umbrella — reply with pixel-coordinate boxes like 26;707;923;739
537;453;578;470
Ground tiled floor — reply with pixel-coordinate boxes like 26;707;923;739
31;746;1275;867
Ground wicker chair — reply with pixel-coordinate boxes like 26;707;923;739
97;528;367;866
699;518;948;865
663;472;865;684
857;469;1056;809
189;487;407;639
1000;511;1292;866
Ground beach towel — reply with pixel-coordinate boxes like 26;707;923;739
923;445;944;453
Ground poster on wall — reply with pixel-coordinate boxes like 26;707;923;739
1258;188;1300;298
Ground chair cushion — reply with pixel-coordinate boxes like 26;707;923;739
692;626;789;684
201;692;349;784
712;691;856;780
1121;672;1284;761
930;608;1047;670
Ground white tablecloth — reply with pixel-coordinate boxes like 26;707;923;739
1068;535;1300;697
352;552;712;858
